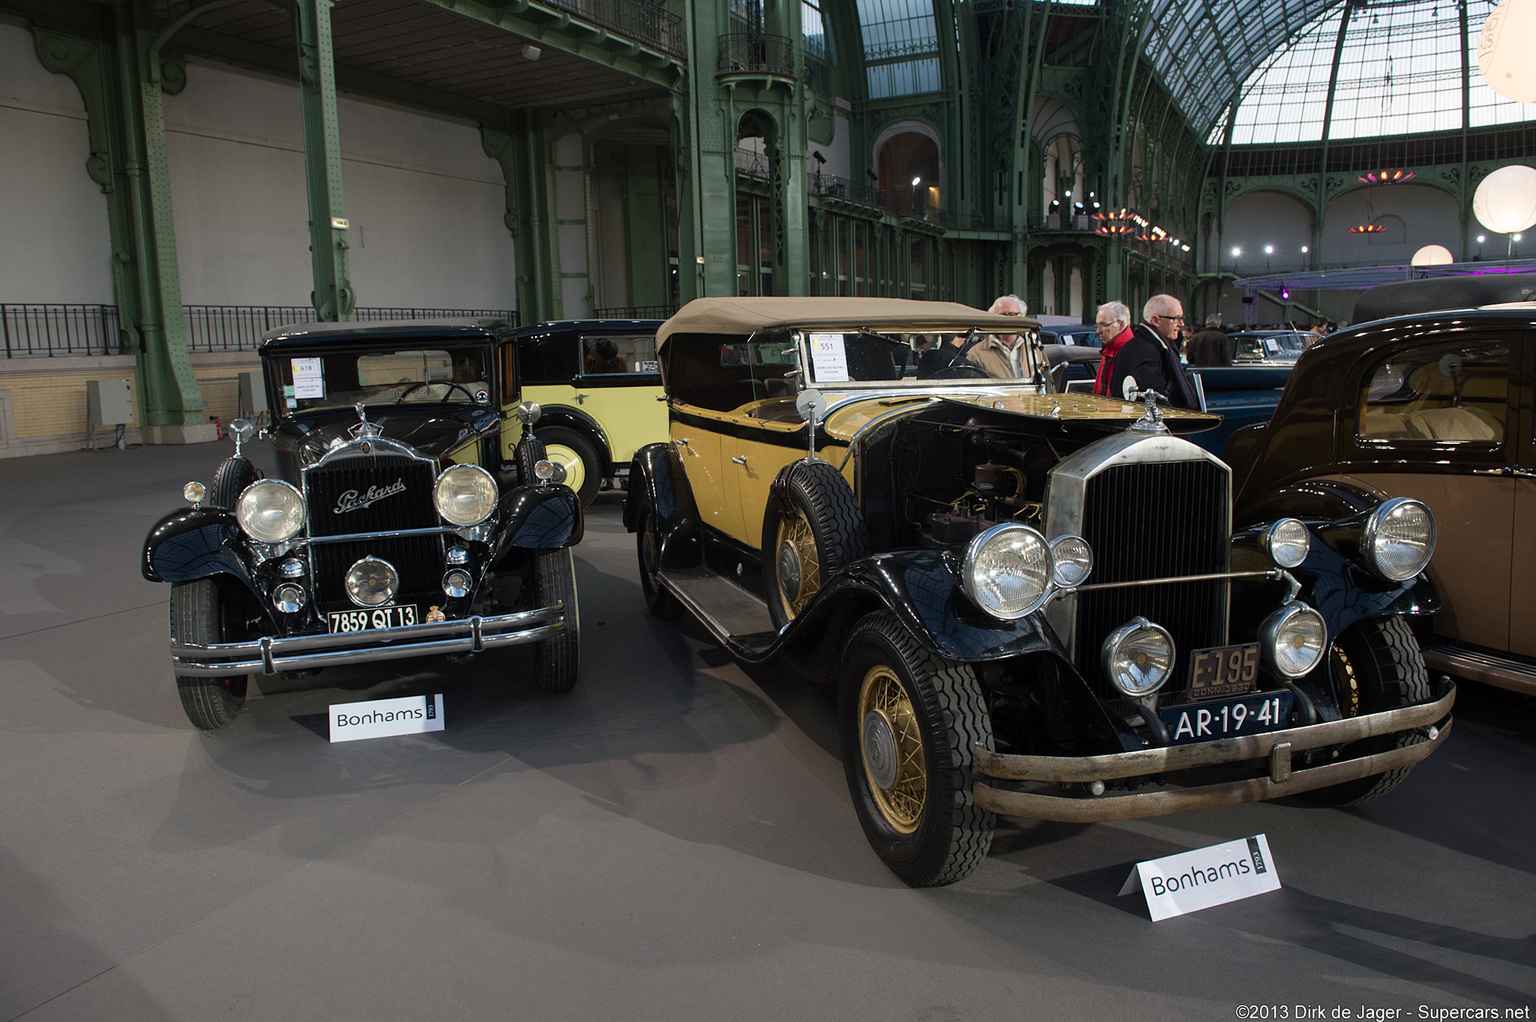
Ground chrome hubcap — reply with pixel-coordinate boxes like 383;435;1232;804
862;710;899;790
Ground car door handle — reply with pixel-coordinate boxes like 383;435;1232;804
575;393;586;405
731;455;748;465
673;437;691;451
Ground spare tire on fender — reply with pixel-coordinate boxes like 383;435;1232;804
762;459;870;630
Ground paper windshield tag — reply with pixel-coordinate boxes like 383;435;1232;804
329;694;445;743
1119;833;1280;921
809;332;849;383
292;357;324;399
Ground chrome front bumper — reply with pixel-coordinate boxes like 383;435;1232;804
170;602;567;676
973;682;1455;822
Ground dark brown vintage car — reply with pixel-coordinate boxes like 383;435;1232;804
1226;277;1536;696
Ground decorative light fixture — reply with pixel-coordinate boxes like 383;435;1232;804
1358;170;1416;185
1349;198;1387;234
1411;244;1455;266
1473;164;1536;234
1478;0;1536;103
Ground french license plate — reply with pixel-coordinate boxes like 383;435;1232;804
327;604;418;633
1159;690;1293;746
1188;642;1260;699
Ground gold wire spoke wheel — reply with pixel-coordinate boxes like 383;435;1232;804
857;664;927;834
774;508;822;620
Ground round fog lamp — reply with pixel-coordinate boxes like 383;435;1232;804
1102;617;1175;697
534;459;566;484
183;481;206;504
272;583;307;614
1261;602;1327;678
1362;498;1436;581
1049;535;1093;587
345;556;398;607
963;523;1052;619
442;569;472;598
1263;518;1311;568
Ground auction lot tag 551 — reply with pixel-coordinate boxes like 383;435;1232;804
330;694;444;743
1119;834;1280;921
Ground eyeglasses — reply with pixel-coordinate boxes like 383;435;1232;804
998;310;1023;317
1094;321;1117;329
1152;313;1184;323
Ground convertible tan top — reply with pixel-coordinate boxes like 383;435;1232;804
656;296;1038;352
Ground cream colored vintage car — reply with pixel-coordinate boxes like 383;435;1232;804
623;296;1453;888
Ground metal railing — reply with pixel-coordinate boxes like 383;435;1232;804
2;304;518;357
592;305;675;319
1;304;121;357
718;32;795;77
542;0;685;58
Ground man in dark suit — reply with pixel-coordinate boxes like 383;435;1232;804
1186;313;1234;367
1108;294;1199;409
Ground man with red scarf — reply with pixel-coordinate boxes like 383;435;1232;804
1091;301;1132;396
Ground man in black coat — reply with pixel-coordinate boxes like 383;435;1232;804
1185;313;1234;367
1107;294;1200;409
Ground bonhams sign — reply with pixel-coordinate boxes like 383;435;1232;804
1119;833;1281;921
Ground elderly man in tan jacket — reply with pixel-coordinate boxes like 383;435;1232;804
967;294;1029;378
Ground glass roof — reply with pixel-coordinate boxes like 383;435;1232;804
856;0;940;99
1222;0;1528;144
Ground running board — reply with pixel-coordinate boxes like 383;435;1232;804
1422;643;1536;696
659;567;781;660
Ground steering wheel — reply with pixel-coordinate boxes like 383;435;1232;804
396;381;475;403
925;362;990;381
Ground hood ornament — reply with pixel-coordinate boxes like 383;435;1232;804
349;401;384;439
1127;387;1169;433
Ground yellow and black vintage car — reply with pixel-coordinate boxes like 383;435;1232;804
624;296;1453;887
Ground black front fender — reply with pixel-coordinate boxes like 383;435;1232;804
500;484;583;550
622;442;702;571
141;506;261;600
786;549;1071;666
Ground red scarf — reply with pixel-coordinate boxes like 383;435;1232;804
1093;326;1134;396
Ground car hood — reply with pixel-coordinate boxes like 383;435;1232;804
273;405;500;464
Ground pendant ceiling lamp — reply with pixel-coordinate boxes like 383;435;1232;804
1479;0;1536;103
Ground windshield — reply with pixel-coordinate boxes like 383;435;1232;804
797;328;1045;386
269;346;493;413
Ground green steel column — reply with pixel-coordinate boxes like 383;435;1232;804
482;123;557;323
624;148;669;309
296;0;354;320
120;0;202;428
32;26;145;393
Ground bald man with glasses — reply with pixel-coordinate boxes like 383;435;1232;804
1107;293;1199;409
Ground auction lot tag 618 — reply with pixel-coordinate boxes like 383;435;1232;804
329;694;444;743
1119;834;1280;921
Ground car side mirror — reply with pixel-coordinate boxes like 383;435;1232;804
516;401;541;434
228;418;257;456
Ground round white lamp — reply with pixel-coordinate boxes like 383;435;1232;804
1411;244;1454;266
1479;0;1536;103
1473;164;1536;234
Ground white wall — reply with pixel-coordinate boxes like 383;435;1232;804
0;18;115;304
0;25;518;313
164;59;517;311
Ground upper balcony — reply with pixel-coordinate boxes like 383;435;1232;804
718;32;796;83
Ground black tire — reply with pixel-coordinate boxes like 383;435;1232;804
762;460;870;630
1305;615;1431;807
538;426;602;506
839;611;995;887
168;579;247;730
516;435;548;486
636;508;682;621
532;547;580;692
210;455;258;510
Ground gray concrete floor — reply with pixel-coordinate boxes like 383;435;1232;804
1;440;1532;1022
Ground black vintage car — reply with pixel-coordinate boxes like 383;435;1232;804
141;319;583;729
626;297;1454;888
1226;276;1536;698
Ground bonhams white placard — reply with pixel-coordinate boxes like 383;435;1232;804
1119;833;1281;921
329;694;444;743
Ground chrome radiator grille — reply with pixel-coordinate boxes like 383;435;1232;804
303;454;443;612
1071;459;1230;702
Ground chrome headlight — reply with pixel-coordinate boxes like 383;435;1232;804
1049;535;1093;587
1260;601;1327;678
963;523;1052;619
1102;617;1175;698
1361;498;1436;581
345;556;398;607
534;459;566;485
236;479;305;543
1263;518;1311;568
434;464;498;526
183;481;206;505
